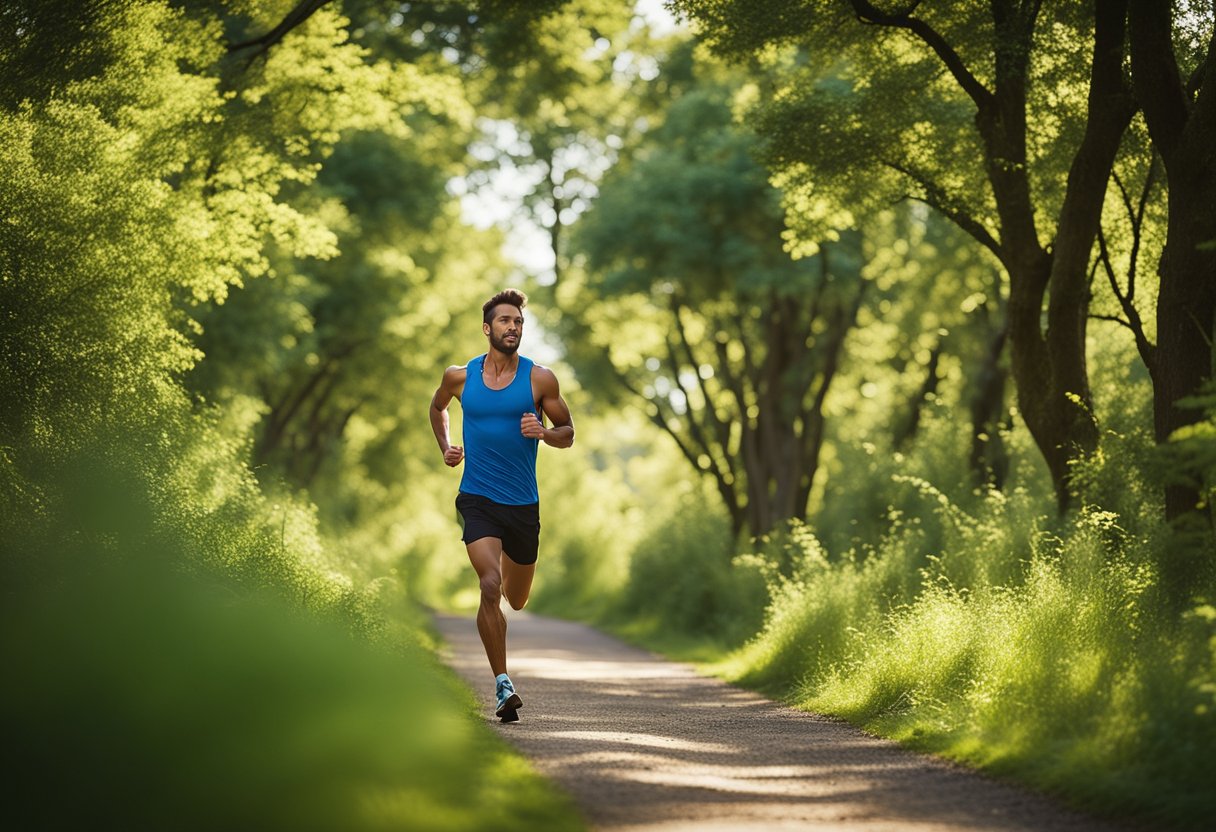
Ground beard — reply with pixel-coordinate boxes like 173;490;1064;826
489;330;520;354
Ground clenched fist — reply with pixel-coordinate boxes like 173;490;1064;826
520;412;545;440
443;445;464;467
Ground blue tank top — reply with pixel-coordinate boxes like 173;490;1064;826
459;354;539;505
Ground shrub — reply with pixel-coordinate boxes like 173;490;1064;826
616;498;765;645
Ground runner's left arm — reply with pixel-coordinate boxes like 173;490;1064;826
521;367;574;448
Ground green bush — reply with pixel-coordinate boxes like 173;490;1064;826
1;557;580;832
614;498;766;645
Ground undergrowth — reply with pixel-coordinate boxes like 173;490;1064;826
719;472;1212;829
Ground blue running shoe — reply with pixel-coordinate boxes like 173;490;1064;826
495;675;523;721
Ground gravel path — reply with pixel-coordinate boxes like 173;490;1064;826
434;610;1127;831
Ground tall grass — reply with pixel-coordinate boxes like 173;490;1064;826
590;493;767;651
725;467;1213;828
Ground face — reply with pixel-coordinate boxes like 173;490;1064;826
484;304;524;354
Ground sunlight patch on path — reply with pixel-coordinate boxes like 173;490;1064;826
541;731;735;754
516;656;699;681
434;610;1123;832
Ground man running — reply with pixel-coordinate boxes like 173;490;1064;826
429;288;575;722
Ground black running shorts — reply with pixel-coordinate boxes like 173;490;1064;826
455;492;541;565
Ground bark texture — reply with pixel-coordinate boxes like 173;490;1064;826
1128;0;1216;599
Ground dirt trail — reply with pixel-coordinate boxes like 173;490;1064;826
434;610;1126;831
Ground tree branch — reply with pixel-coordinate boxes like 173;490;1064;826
793;247;834;396
1089;312;1134;328
1111;159;1158;304
1185;39;1214;98
615;363;741;522
227;0;332;65
261;355;337;457
617;372;697;461
806;276;866;421
663;330;733;484
849;0;994;110
1096;226;1157;375
717;310;761;410
885;159;1004;262
797;276;866;511
301;399;362;488
672;297;737;466
711;328;762;525
1190;22;1216;144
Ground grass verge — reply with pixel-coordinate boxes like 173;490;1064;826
2;560;585;832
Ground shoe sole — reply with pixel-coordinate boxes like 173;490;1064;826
496;692;523;720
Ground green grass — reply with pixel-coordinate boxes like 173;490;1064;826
748;523;1208;830
2;559;585;832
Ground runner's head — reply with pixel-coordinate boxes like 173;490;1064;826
483;289;527;355
483;289;527;324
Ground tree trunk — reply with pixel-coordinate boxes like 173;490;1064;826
1154;177;1216;509
967;308;1011;490
1004;249;1082;512
841;1;1133;512
795;275;866;516
1128;0;1216;507
226;0;333;65
982;0;1131;513
730;258;864;538
1152;169;1216;603
1127;0;1216;601
893;340;942;451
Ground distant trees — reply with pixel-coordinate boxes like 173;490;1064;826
188;126;506;497
564;72;867;538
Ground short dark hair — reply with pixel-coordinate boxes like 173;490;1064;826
482;288;528;324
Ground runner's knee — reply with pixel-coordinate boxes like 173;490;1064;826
505;592;528;611
479;572;502;604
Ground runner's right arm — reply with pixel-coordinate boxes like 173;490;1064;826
430;365;467;467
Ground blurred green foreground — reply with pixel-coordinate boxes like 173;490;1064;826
1;452;580;832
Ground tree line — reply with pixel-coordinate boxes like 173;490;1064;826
505;1;1214;609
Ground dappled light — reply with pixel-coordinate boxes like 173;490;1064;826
3;1;1214;830
438;612;1116;830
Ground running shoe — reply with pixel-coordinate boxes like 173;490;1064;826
495;676;523;720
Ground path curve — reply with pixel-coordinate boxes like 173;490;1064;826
435;610;1127;831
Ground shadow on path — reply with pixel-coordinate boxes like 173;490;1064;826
434;610;1126;832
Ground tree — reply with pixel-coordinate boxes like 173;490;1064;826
0;0;481;572
1;1;230;458
567;76;867;537
673;0;1137;514
1126;0;1216;597
183;2;515;512
452;0;671;286
189;128;506;497
874;209;1014;491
